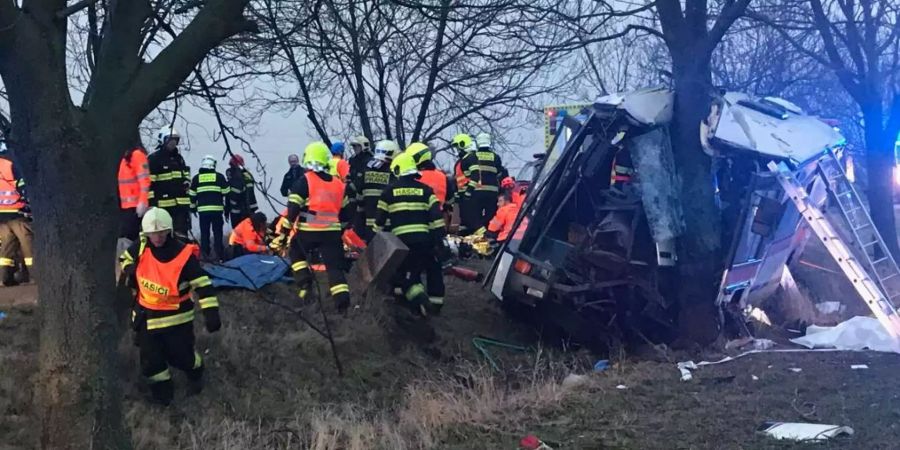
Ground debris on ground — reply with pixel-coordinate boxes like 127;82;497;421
850;364;869;370
593;359;610;372
757;421;854;441
0;311;6;320
519;434;555;450
562;374;588;388
788;367;803;373
616;384;628;390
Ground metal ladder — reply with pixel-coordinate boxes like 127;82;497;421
815;152;900;307
768;160;900;339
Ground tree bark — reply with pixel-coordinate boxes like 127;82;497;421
862;108;900;258
669;54;722;345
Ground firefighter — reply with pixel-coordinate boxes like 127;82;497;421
119;207;221;405
189;155;229;261
284;142;356;312
351;139;398;242
347;135;372;183
460;132;508;231
229;212;269;258
0;142;33;286
148;127;192;241
330;141;350;181
451;133;474;234
406;141;456;220
375;153;447;316
226;154;258;228
118;145;151;241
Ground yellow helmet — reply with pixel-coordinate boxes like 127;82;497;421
390;152;418;177
141;207;173;233
303;141;332;171
451;133;473;151
405;142;431;167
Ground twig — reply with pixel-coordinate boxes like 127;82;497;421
56;0;102;19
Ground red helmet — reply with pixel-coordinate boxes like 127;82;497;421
229;154;245;167
501;177;515;189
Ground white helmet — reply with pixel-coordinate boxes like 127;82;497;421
0;142;7;154
157;126;180;147
373;139;399;162
349;135;370;150
201;154;216;170
476;132;492;149
141;207;173;233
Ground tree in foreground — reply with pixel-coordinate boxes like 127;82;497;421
0;1;253;448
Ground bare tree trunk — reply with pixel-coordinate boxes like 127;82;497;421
13;116;130;449
670;55;722;345
862;108;900;258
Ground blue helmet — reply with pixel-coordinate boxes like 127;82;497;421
330;141;345;156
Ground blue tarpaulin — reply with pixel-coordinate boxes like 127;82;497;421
204;255;290;290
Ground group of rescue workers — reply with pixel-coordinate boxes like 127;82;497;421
109;128;524;405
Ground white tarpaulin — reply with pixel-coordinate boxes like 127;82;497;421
790;316;900;353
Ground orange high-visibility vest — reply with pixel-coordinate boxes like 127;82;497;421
118;148;150;209
0;158;24;213
301;172;344;232
454;161;469;190
332;156;350;181
511;187;526;207
229;217;267;253
488;202;523;242
136;244;192;311
418;169;448;207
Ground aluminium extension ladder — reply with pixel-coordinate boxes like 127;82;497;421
768;158;900;339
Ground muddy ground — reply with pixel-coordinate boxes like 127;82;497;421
3;265;900;449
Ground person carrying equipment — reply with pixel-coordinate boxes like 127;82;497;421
351;139;397;242
189;155;230;261
229;212;269;257
375;153;448;316
148;127;192;240
284;142;357;312
119;207;221;405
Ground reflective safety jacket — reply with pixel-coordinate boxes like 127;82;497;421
226;167;258;217
189;168;229;214
487;202;524;242
461;149;508;193
351;163;393;229
416;164;455;211
120;238;218;332
331;156;350;182
0;156;26;218
229;217;267;253
454;160;469;191
286;171;355;233
118;147;150;209
148;149;191;211
375;175;445;246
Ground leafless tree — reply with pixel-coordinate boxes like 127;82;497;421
0;1;254;448
753;0;900;257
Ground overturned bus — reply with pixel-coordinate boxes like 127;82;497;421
486;87;848;348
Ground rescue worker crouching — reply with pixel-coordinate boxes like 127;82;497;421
485;190;525;250
119;207;221;406
228;212;269;258
375;153;448;316
284;142;357;312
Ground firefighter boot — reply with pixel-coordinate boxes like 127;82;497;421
187;365;204;396
149;380;174;406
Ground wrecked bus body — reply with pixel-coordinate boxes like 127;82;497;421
486;87;846;348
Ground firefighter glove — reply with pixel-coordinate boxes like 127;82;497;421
203;308;222;333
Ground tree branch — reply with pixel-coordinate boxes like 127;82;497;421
704;0;753;57
55;0;102;19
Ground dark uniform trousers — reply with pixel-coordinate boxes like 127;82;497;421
289;230;350;309
461;190;499;232
120;208;141;241
0;217;33;283
198;212;225;260
137;321;203;401
396;242;445;310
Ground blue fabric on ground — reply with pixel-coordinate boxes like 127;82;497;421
204;254;290;290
